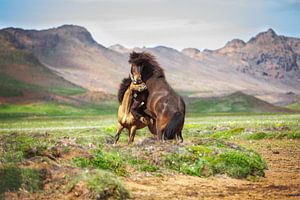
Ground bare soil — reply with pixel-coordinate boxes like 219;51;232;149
124;140;300;200
3;139;300;200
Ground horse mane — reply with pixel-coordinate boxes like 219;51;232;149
117;76;131;103
129;51;165;80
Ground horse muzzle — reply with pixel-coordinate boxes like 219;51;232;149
130;73;142;84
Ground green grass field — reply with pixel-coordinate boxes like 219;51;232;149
287;101;300;111
0;108;299;199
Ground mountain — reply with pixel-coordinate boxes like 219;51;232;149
0;25;129;93
1;25;300;106
187;91;293;113
0;32;86;103
109;44;132;54
181;29;300;104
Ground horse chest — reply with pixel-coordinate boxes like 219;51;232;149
118;108;135;126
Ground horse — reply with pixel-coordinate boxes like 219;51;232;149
114;77;155;145
128;51;186;142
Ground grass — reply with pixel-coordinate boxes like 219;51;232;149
0;73;86;97
0;101;118;118
0;133;49;164
67;170;129;200
0;113;299;198
0;39;86;97
187;92;289;113
73;149;128;176
286;101;300;111
164;141;267;179
0;165;44;195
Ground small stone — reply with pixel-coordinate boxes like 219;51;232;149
272;150;279;154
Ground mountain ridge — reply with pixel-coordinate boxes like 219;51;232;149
1;25;300;105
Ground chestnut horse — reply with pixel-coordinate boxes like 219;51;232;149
114;77;154;144
129;52;185;142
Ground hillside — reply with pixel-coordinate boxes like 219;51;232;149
0;34;86;103
286;101;300;111
1;25;300;105
0;25;129;93
187;92;292;113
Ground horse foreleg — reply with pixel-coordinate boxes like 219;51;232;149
148;119;157;135
155;122;163;141
114;122;124;145
128;125;137;145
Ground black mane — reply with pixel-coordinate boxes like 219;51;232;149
129;51;165;81
117;76;131;103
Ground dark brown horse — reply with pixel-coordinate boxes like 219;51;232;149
129;51;185;142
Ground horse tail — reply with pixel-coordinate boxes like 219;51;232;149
164;112;184;140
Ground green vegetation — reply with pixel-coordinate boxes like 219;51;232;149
0;133;49;164
0;39;85;97
0;101;117;118
211;127;245;139
164;141;267;179
0;73;85;97
0;113;299;198
286;101;300;111
246;131;300;140
67;170;129;200
74;149;127;176
0;165;44;195
187;92;288;113
140;165;160;172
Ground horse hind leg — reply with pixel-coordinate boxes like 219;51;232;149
114;122;124;145
177;131;183;143
128;125;137;145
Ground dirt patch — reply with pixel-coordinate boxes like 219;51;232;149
124;140;300;200
2;135;299;200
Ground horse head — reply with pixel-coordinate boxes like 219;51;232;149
128;51;164;83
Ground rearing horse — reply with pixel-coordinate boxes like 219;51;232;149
129;51;185;142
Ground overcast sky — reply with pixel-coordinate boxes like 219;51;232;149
0;0;300;50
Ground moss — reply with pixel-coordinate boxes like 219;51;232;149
212;150;267;178
246;132;269;140
0;133;48;162
69;170;129;200
91;150;127;176
164;142;267;179
212;128;245;139
73;149;128;176
246;131;300;140
0;165;44;194
287;132;300;139
140;165;159;172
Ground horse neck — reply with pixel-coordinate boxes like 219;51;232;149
121;86;133;114
146;77;165;92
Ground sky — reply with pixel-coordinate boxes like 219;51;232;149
0;0;300;50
